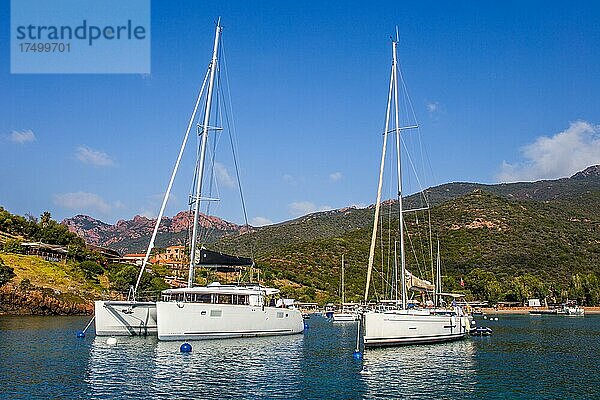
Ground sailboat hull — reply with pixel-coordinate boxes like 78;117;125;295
332;312;360;322
94;300;157;336
156;302;304;341
363;310;469;347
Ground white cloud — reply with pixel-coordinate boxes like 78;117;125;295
288;201;332;217
497;121;600;182
9;129;36;144
76;146;115;167
140;193;178;219
426;102;439;113
139;208;157;219
214;162;235;188
251;216;273;226
150;192;177;202
329;171;343;182
53;192;113;215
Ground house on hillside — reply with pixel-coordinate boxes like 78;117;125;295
21;242;68;262
153;245;188;273
86;244;121;263
121;253;146;266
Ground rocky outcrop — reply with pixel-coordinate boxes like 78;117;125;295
0;283;92;315
571;165;600;179
62;211;247;253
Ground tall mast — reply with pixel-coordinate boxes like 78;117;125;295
341;254;345;305
436;239;442;306
364;40;396;302
131;70;211;300
391;33;407;310
188;19;222;288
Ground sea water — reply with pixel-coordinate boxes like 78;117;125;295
0;314;598;399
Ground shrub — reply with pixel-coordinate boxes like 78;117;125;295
0;257;16;286
3;239;24;254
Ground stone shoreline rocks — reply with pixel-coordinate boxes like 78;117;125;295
0;283;92;315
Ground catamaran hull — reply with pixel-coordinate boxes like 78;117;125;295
94;301;157;336
156;302;304;341
363;311;469;347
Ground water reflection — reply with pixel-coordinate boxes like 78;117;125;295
85;315;370;399
361;340;477;399
87;334;307;399
4;315;600;399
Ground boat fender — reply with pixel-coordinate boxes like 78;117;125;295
180;342;192;353
76;331;85;338
304;322;309;330
352;350;363;360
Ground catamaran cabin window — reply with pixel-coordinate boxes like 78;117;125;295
233;295;249;305
194;294;211;303
217;294;233;304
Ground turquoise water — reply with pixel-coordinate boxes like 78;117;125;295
1;314;598;399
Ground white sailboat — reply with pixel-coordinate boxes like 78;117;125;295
333;255;359;322
155;20;304;341
94;19;220;337
360;31;469;347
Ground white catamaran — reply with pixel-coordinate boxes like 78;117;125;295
155;20;304;341
96;19;303;339
360;32;469;347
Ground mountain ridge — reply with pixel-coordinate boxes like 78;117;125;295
62;210;246;254
62;165;599;256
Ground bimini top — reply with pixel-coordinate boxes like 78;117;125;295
162;282;280;296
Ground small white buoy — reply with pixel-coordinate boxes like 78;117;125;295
106;337;117;346
360;367;371;375
483;316;487;319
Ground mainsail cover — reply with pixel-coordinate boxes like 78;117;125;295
405;270;435;292
197;248;253;266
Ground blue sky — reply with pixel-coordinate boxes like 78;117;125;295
1;1;599;226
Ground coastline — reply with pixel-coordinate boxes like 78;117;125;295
481;307;600;314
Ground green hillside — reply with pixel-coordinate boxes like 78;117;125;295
216;180;600;305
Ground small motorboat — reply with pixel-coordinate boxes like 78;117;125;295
470;327;493;336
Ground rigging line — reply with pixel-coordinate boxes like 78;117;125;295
199;65;226;247
378;190;386;297
133;67;210;299
396;46;436;285
415;209;428;280
397;60;434;210
404;216;422;277
200;71;224;246
428;209;435;283
220;36;255;264
387;139;395;299
396;56;429;202
400;135;430;208
204;72;220;224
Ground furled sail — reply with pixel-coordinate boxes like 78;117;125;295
196;248;252;266
405;270;434;292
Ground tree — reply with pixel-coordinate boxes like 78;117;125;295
465;267;502;303
0;257;16;287
3;239;24;254
79;260;104;281
40;211;51;228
